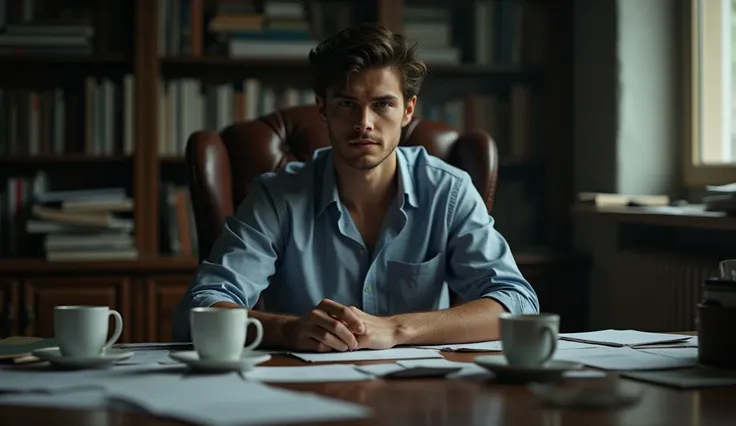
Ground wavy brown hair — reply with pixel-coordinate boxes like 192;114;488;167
308;23;428;104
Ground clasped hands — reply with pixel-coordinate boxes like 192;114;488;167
284;298;399;352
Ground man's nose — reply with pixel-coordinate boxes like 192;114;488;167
354;108;374;134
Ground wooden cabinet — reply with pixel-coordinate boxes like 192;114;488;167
0;280;19;338
145;276;190;342
22;277;131;341
0;257;199;342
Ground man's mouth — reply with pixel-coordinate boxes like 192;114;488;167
349;139;379;145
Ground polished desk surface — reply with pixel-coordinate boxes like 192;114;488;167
1;350;734;426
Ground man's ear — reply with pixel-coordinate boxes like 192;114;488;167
402;95;417;127
315;95;326;121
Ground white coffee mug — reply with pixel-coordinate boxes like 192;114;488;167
190;307;264;361
54;306;123;358
500;313;559;367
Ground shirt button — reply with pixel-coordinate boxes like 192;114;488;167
364;285;372;293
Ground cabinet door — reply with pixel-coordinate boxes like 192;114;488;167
0;280;19;338
23;277;131;342
146;276;190;342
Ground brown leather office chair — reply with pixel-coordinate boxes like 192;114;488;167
185;104;498;308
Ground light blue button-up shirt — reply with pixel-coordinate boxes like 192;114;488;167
172;146;539;341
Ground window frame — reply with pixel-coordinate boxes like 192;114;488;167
683;0;736;187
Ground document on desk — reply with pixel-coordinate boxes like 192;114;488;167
290;347;443;363
417;339;602;352
554;346;698;370
0;363;184;393
105;371;371;425
244;364;374;382
0;389;108;410
559;330;693;347
397;359;491;379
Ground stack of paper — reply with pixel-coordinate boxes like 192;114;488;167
559;330;693;347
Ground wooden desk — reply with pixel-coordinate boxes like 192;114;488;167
0;350;733;426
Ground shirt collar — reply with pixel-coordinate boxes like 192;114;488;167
396;147;419;209
316;147;418;218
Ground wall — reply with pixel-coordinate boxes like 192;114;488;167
573;0;682;329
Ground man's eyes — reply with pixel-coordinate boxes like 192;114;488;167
337;100;392;108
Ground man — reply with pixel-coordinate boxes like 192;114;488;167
172;23;539;352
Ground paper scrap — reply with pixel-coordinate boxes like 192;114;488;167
0;389;108;410
290;347;442;363
116;350;172;365
354;363;406;377
244;365;373;383
559;330;692;347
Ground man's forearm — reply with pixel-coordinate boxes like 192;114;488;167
210;301;297;349
389;298;507;346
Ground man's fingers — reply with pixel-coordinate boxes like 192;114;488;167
305;325;350;352
311;309;358;350
317;299;365;334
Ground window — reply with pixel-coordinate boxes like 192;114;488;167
685;0;736;186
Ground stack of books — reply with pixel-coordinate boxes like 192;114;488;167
27;187;137;261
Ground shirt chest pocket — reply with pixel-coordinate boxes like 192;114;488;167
386;252;445;315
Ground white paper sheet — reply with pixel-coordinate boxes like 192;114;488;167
554;346;697;370
116;350;172;365
105;371;371;425
417;339;603;352
622;367;736;388
0;363;185;393
244;365;374;383
635;347;699;360
0;389;108;409
559;330;692;347
289;347;442;363
396;359;491;379
353;363;406;377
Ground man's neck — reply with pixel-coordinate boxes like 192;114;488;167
335;152;398;215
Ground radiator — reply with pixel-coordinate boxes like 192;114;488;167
608;250;718;332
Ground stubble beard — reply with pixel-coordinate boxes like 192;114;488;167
328;126;399;171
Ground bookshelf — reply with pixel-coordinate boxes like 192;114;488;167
0;0;588;340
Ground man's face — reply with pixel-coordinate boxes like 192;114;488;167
317;67;416;171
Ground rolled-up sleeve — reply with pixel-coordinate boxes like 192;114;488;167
171;176;284;341
445;174;539;315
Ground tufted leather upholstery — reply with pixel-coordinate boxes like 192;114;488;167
185;105;498;307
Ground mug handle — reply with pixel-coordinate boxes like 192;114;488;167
539;325;557;364
103;309;124;353
242;318;264;352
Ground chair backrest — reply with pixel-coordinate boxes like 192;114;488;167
186;105;498;264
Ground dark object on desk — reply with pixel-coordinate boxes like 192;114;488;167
383;366;462;379
697;303;736;369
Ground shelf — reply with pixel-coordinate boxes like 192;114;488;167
0;55;132;76
159;156;543;167
572;204;736;231
0;256;199;274
0;155;132;166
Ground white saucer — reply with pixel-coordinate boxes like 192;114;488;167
474;355;583;383
32;347;134;369
168;350;271;372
